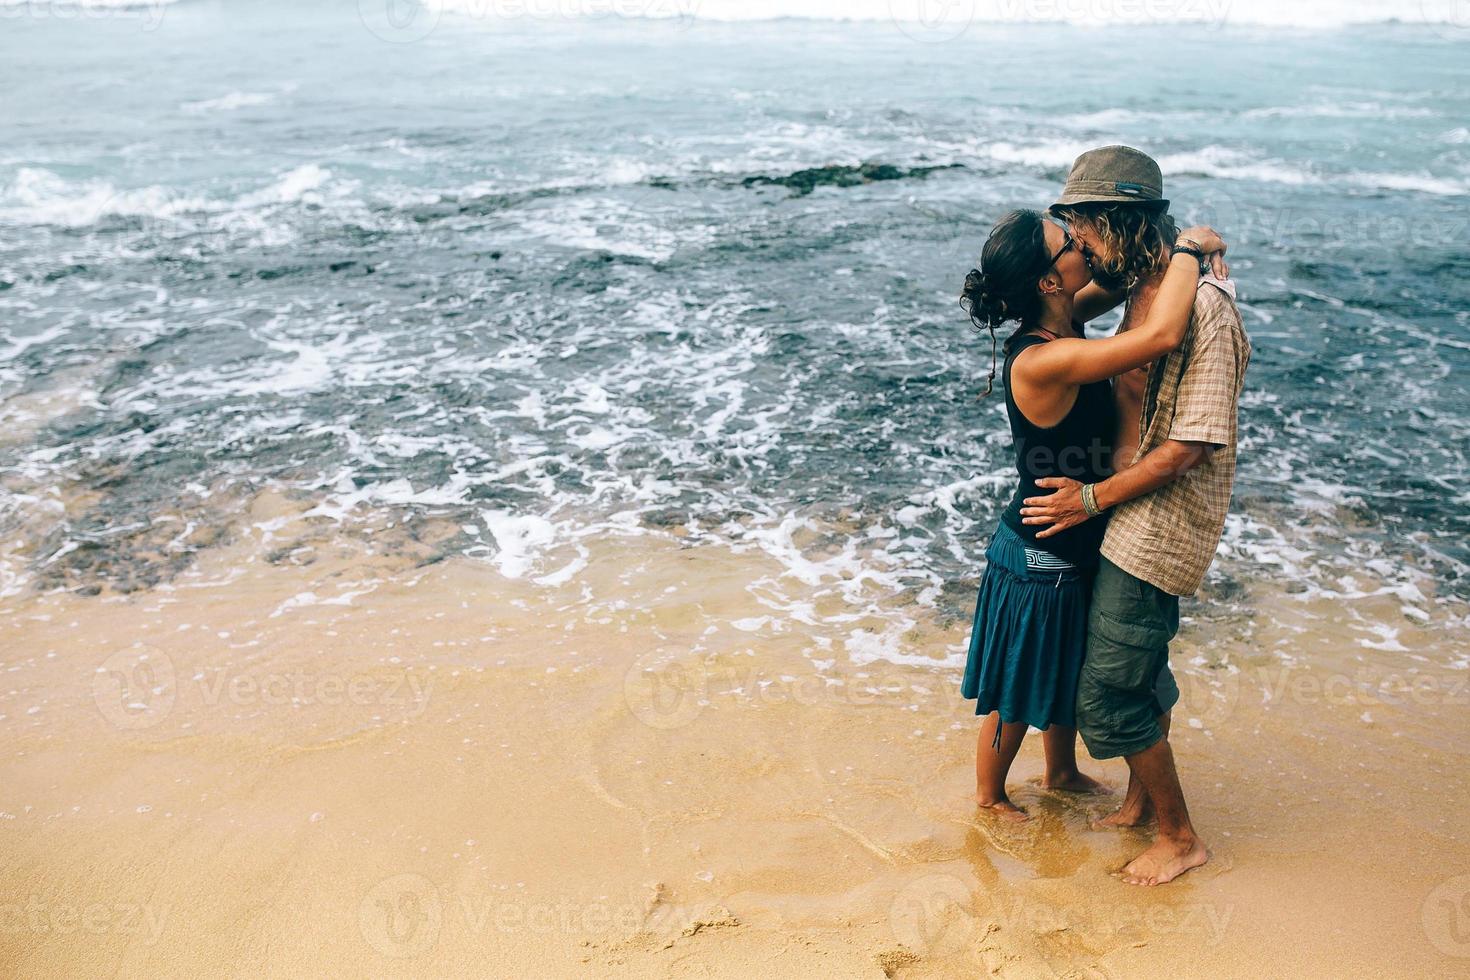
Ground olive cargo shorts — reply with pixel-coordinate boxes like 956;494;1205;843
1075;555;1182;760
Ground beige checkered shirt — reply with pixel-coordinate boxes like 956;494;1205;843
1099;276;1252;597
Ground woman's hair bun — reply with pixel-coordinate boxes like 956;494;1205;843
960;208;1049;335
961;267;1008;330
960;208;1051;398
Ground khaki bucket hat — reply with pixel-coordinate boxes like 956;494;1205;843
1050;145;1169;211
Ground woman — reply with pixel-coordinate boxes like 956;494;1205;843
958;208;1225;820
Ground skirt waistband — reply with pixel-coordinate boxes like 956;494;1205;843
986;521;1088;584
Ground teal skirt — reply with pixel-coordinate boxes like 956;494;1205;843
960;520;1096;748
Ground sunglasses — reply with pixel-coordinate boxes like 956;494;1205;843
1046;227;1077;271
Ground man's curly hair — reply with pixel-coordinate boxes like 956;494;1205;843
1050;202;1178;292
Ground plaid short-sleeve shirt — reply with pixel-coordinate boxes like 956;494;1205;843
1099;276;1252;597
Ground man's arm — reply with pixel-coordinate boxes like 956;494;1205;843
1021;441;1211;539
1021;285;1243;538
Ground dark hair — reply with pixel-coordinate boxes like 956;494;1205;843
960;208;1054;397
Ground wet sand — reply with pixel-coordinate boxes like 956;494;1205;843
1;491;1467;977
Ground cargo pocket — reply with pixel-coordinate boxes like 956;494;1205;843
1084;608;1172;695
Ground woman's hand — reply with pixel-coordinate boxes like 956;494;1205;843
1176;225;1229;280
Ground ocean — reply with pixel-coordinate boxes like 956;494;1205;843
1;0;1467;667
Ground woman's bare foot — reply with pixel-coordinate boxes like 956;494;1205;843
1042;769;1110;794
973;794;1030;822
1092;800;1153;830
1118;834;1209;886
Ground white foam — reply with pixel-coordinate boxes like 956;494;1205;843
236;164;334;208
1354;623;1409;652
269;582;382;619
1158;145;1470;196
180;91;276;114
426;0;1462;28
480;508;559;579
1242;102;1435;120
0;164;354;230
981;139;1094;170
0;168;206;228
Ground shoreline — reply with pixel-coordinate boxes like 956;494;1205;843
1;492;1467;976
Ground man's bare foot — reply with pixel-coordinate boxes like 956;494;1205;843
973;794;1030;822
1092;802;1153;830
1118;835;1208;886
1042;769;1110;794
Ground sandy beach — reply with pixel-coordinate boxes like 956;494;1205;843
2;1;1468;976
2;491;1466;977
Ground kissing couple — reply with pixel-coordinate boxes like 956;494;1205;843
958;145;1252;886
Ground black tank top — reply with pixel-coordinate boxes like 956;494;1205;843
998;328;1116;567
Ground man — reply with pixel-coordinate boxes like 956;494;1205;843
1020;145;1252;886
